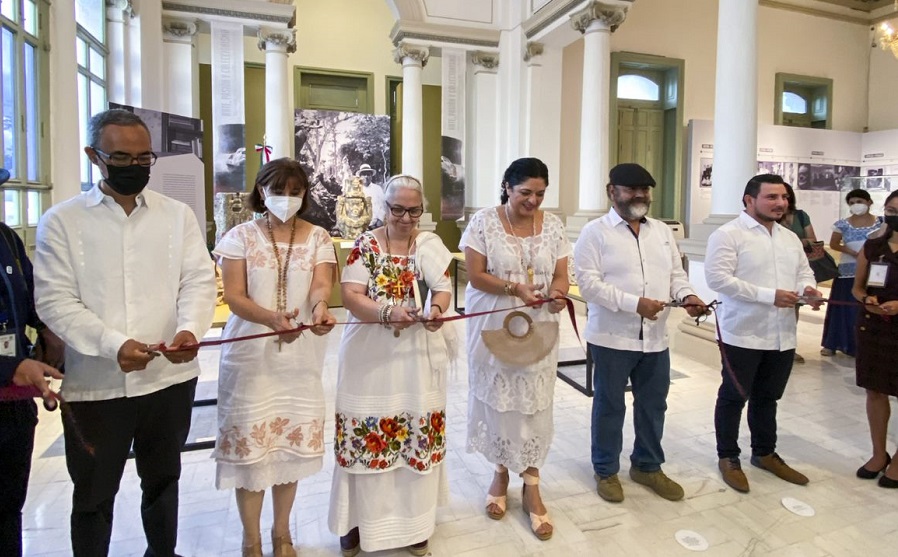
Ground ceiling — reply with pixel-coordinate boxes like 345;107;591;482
814;0;894;12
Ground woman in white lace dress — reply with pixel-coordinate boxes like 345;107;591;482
212;159;337;557
460;158;570;541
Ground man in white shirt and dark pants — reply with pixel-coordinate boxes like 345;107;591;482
575;163;707;503
33;109;216;556
705;174;821;494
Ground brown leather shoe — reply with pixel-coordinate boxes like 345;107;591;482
751;453;809;485
718;458;750;493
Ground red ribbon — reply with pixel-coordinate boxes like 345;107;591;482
254;143;272;164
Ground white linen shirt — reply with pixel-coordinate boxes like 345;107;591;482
574;208;696;353
705;211;816;351
33;185;217;401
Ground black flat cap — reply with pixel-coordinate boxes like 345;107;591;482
0;168;9;186
609;163;656;188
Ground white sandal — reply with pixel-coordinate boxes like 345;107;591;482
521;472;553;541
485;465;508;520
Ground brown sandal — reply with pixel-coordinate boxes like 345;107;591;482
521;472;553;541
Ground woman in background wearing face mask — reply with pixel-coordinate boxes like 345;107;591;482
851;190;898;487
212;158;337;557
821;189;883;357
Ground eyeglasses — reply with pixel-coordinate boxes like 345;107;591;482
387;204;424;218
92;148;158;168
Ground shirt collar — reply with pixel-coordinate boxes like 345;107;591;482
86;182;150;209
739;210;768;231
608;206;648;227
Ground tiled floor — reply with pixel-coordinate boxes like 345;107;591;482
21;297;898;556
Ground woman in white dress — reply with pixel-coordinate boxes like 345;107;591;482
328;175;452;557
212;158;337;557
460;157;570;541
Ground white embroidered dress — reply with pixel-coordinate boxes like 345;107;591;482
328;231;452;552
460;208;570;473
211;221;336;491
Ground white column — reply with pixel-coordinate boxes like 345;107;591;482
258;27;296;160
523;42;562;210
105;0;130;106
468;52;500;210
497;26;525;164
133;0;164;111
571;2;627;219
49;0;81;203
711;0;759;216
162;18;198;117
393;43;429;180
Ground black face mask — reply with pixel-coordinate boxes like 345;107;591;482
105;164;151;196
884;215;898;231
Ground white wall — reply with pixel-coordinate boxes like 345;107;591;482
559;0;874;216
195;0;442;118
868;38;898;131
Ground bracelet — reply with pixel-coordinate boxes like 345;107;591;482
503;282;518;297
430;302;445;314
312;300;328;312
384;305;394;327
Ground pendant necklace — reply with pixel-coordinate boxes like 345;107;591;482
266;214;297;351
384;225;415;338
505;203;536;285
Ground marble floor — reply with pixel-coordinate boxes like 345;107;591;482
21;296;898;556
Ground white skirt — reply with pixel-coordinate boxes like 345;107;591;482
327;465;449;552
466;392;554;474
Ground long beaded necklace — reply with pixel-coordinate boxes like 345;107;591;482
384;225;415;338
266;213;297;350
504;202;536;285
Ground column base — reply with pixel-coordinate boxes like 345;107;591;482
418;212;437;232
673;317;721;370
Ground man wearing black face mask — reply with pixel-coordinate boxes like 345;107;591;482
32;109;217;557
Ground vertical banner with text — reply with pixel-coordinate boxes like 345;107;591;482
211;21;246;194
441;48;466;220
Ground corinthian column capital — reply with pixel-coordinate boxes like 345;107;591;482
258;27;297;54
393;43;430;67
162;18;198;41
570;1;628;34
471;51;499;71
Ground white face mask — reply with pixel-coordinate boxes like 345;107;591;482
849;203;869;216
264;195;303;222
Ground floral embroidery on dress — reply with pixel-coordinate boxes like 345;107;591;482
346;233;419;303
334;410;447;472
216;417;325;460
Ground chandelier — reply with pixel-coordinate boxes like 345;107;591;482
881;1;898;58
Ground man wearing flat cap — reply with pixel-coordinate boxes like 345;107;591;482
574;163;707;504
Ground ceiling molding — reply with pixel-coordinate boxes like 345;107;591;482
161;0;295;27
390;20;501;48
759;0;898;24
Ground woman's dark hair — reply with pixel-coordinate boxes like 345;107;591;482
845;188;872;204
500;157;549;204
247;158;312;214
782;183;797;213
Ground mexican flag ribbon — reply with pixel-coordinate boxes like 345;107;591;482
255;140;272;164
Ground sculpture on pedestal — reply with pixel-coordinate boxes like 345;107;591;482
335;176;373;240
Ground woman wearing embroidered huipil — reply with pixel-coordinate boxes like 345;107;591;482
329;175;453;557
460;158;570;541
821;189;882;357
212;159;337;557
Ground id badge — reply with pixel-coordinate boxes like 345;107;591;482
868;262;889;288
0;333;16;357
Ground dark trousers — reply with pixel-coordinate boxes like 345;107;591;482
64;378;197;557
715;344;794;459
589;344;671;477
0;400;37;557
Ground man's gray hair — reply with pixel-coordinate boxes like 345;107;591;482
87;109;150;148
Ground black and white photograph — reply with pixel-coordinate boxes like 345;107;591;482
294;109;391;236
699;157;713;188
441;136;465;219
110;103;204;160
864;167;891;191
213;123;246;193
808;164;839;191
